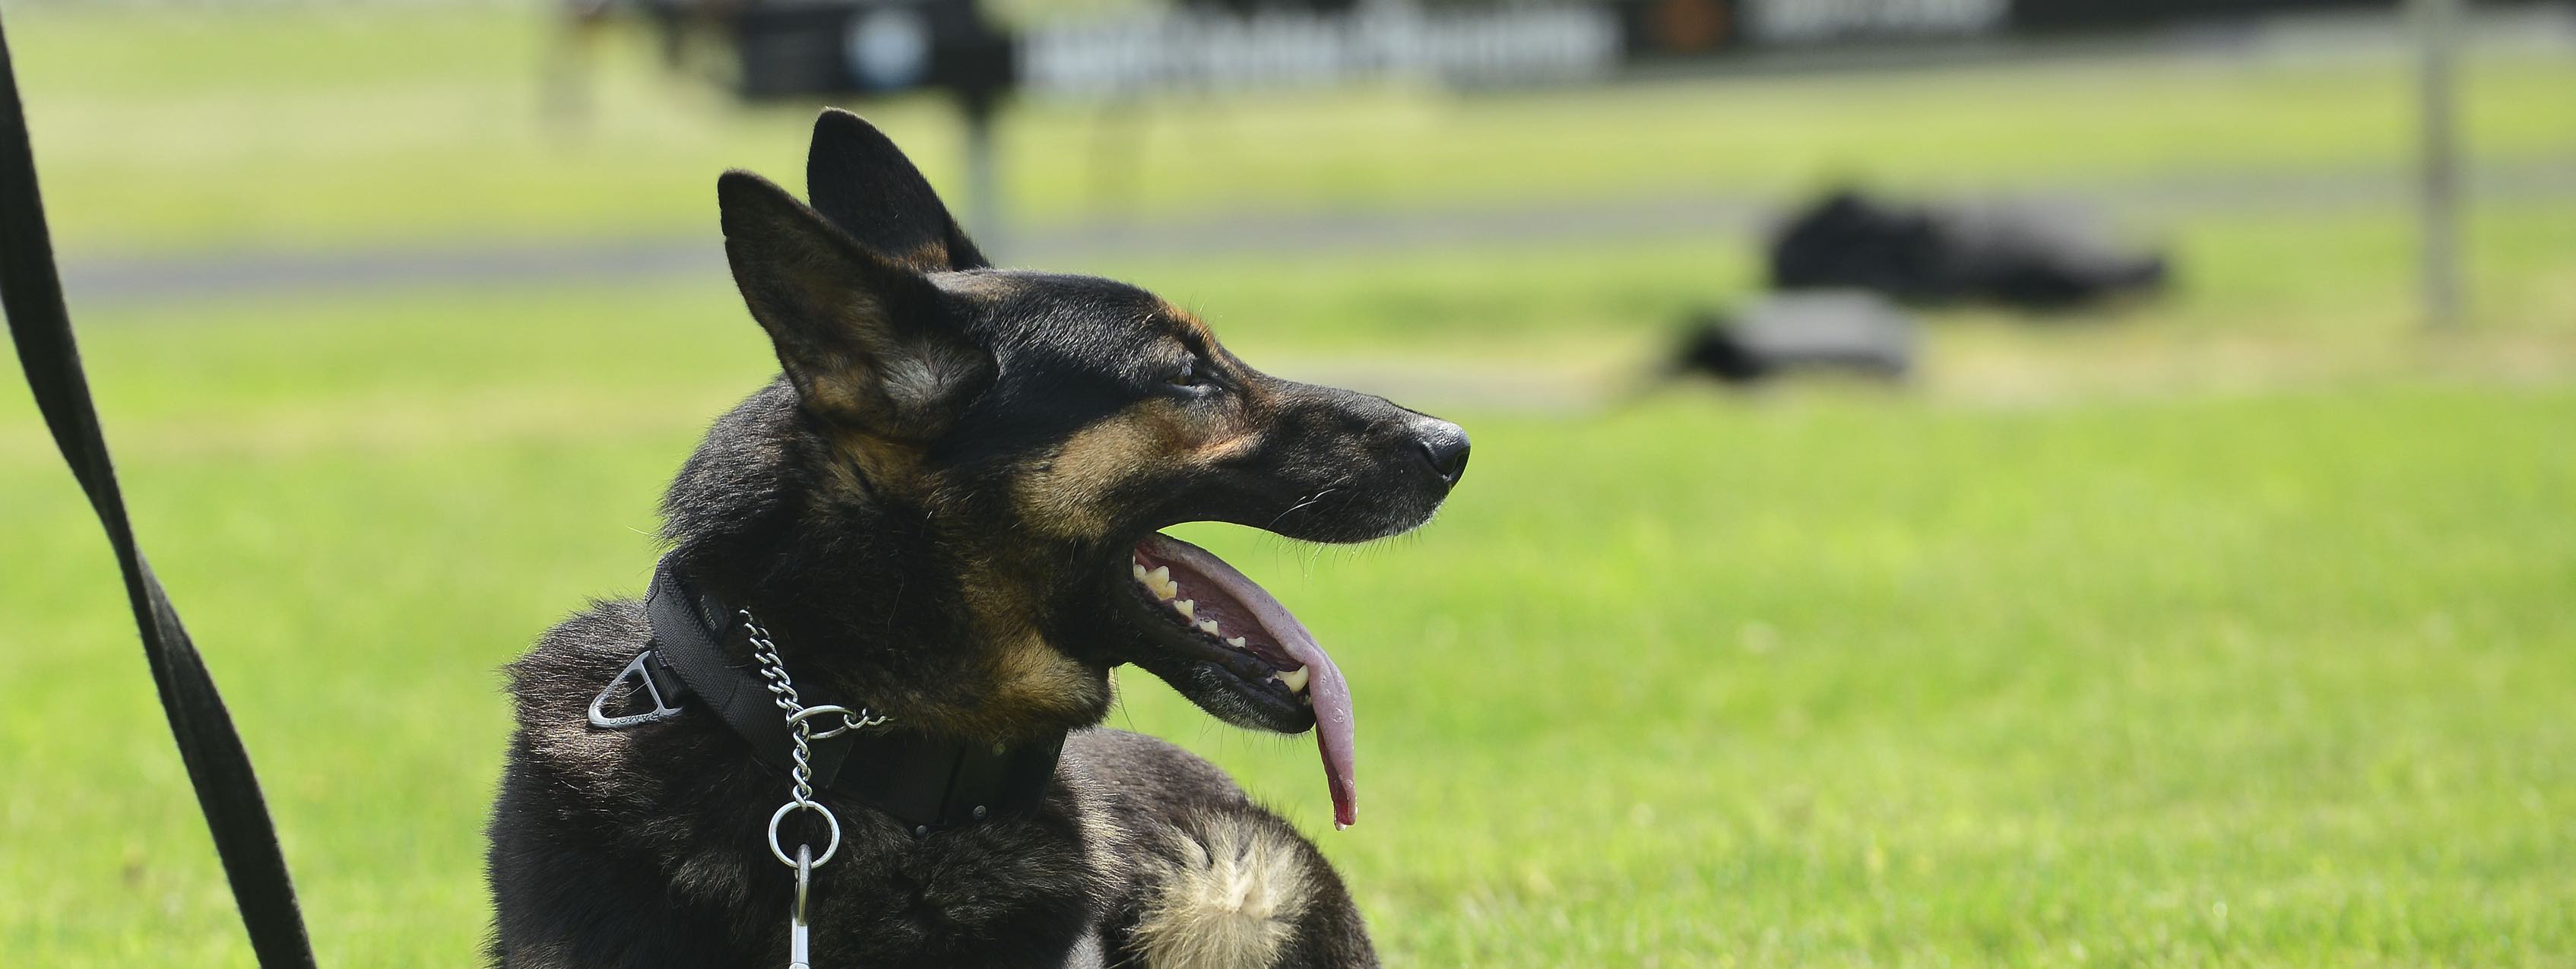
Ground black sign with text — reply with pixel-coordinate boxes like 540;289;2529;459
730;0;1012;104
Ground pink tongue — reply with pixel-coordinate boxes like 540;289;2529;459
1139;534;1358;828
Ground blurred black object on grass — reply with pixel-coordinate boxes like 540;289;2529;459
1771;188;2169;311
1670;188;2169;388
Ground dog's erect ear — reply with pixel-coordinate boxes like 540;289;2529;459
719;169;993;442
806;109;990;273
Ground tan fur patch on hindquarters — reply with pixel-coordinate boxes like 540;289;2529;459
1133;815;1313;969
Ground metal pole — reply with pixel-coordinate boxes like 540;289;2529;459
2415;0;2464;330
962;97;1006;252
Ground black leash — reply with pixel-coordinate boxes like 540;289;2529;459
0;11;317;967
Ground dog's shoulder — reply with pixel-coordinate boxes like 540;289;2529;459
493;598;710;816
503;597;653;719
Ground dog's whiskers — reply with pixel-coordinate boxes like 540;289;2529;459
1267;483;1348;530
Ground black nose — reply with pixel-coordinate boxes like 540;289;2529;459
1416;425;1470;487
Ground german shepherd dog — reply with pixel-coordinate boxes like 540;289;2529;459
486;110;1468;967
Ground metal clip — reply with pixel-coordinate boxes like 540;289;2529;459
587;651;683;728
784;703;891;740
788;844;813;969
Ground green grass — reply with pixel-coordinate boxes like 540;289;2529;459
5;5;2572;251
5;3;2576;966
8;315;2574;964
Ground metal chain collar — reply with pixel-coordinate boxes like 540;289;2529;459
743;608;890;969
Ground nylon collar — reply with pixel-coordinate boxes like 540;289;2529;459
631;559;1064;832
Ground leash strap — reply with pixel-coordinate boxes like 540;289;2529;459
0;13;316;968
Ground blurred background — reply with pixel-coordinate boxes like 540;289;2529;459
2;0;2571;964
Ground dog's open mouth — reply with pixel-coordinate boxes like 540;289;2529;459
1125;533;1358;828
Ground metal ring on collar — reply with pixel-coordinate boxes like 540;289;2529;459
783;706;865;742
768;800;841;869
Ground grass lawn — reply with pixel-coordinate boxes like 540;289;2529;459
5;4;2576;966
7;294;2574;965
5;5;2572;252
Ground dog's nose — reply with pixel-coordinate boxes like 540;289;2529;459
1415;423;1470;488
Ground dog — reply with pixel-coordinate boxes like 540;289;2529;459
485;109;1469;968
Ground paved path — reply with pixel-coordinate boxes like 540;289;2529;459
57;161;2576;306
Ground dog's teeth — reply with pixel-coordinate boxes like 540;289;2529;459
1199;619;1221;636
1225;636;1247;649
1173;599;1194;619
1279;665;1310;693
1132;562;1149;584
1148;567;1175;600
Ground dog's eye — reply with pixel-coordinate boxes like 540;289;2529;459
1168;357;1203;388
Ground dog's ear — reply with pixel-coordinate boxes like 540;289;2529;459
806;109;990;272
719;169;993;443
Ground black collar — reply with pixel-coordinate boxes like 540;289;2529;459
630;559;1064;833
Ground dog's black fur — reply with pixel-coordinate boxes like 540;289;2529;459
486;110;1466;967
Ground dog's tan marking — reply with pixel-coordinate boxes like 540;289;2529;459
1014;386;1271;540
937;562;1112;737
1192;424;1261;464
1014;405;1170;539
756;279;893;419
1133;815;1313;969
892;238;954;273
984;625;1103;729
